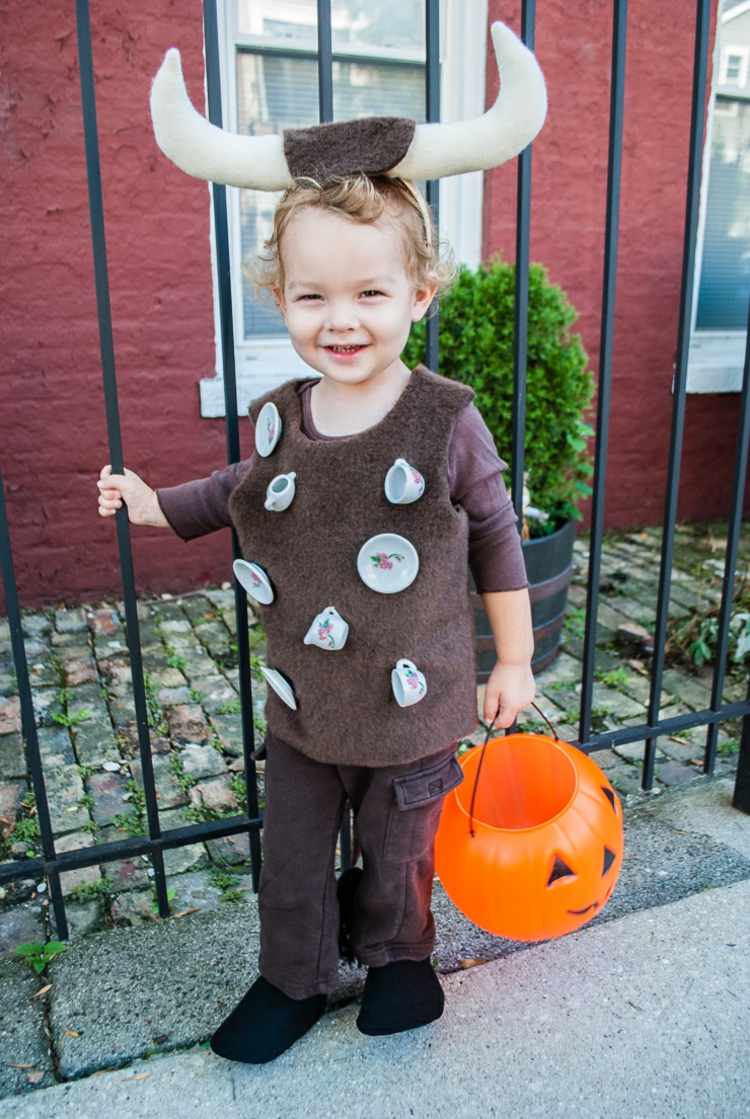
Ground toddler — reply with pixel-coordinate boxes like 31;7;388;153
96;20;545;1065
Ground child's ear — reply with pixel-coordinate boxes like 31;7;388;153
411;282;438;322
272;284;287;318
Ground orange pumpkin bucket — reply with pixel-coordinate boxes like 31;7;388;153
434;702;624;942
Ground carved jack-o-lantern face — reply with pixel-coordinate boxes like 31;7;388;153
546;783;621;921
435;734;625;943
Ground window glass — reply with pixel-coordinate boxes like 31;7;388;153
236;0;426;56
237;0;317;48
696;0;750;329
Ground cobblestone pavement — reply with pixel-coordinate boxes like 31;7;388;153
0;520;747;960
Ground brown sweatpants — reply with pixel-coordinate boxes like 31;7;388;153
257;731;465;999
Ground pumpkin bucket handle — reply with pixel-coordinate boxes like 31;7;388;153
468;700;560;838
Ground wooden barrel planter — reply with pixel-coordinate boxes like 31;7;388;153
469;517;577;681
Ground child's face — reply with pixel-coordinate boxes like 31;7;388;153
272;206;436;387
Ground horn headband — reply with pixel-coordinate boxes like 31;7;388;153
149;21;547;203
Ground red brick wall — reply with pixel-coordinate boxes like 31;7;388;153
1;1;746;612
1;1;254;611
485;0;748;532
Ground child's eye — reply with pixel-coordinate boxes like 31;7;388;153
296;291;383;300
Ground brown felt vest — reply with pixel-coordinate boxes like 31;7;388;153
227;363;478;767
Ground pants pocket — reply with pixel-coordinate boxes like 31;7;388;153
382;753;465;864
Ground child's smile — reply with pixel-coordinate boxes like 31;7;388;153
324;342;370;363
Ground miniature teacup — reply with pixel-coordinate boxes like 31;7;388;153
304;606;349;651
391;658;427;707
384;458;425;504
264;471;296;512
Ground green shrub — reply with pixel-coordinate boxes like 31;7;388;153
404;256;596;536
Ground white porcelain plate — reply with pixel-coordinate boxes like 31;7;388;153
356;533;419;594
260;665;297;710
232;559;274;604
255;402;282;457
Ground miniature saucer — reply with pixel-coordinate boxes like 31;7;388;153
260;665;297;710
255;402;282;457
232;559;274;604
356;533;419;594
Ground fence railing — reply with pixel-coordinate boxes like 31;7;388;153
0;0;748;944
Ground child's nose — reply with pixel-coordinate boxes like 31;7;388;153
325;300;360;330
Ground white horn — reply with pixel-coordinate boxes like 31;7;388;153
149;47;294;189
389;21;548;181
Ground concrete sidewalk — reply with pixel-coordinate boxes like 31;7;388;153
5;877;748;1119
3;774;749;1118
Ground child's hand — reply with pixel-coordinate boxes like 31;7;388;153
96;464;168;528
483;660;536;730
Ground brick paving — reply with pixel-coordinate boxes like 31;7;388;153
0;520;747;955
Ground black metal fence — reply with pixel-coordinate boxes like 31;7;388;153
0;0;748;943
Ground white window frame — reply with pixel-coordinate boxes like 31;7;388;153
684;4;748;393
720;44;748;86
199;0;489;417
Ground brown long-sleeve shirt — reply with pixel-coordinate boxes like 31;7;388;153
155;378;528;594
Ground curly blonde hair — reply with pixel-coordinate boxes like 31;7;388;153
243;173;457;305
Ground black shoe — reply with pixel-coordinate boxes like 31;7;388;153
337;866;364;964
210;974;327;1064
356;956;445;1036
